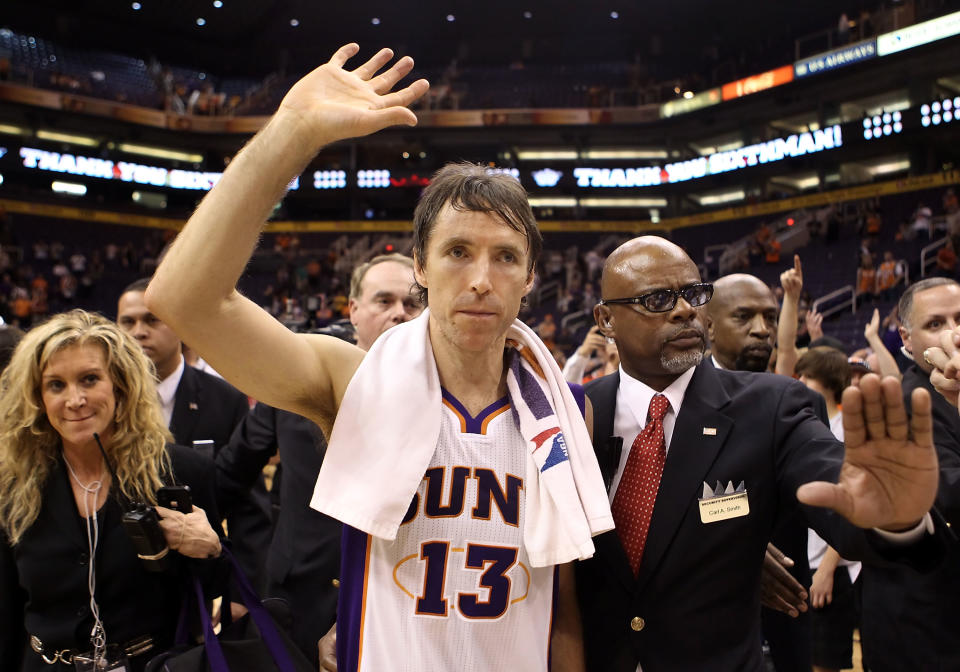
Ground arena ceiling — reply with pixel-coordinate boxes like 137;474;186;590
4;0;858;76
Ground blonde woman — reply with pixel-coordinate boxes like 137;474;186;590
0;310;223;671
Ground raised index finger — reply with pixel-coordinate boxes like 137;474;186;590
794;254;802;275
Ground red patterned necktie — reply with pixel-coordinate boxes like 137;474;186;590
612;393;670;576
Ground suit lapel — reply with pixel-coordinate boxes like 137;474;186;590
636;362;732;590
170;365;200;444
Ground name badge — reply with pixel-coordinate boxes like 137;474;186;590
699;491;750;524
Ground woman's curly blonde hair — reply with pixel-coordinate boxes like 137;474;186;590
0;310;172;543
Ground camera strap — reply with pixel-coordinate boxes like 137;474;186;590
63;454;109;669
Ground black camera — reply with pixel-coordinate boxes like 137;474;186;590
92;433;170;572
121;504;170;572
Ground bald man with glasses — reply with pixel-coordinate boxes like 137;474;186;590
576;236;943;672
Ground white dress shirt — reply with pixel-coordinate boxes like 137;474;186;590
156;355;185;428
609;365;697;502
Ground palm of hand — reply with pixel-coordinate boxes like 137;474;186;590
797;375;938;531
831;437;938;529
279;44;428;146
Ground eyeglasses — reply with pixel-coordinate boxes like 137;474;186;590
599;283;714;313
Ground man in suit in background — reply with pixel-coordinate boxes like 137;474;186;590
116;278;269;588
216;254;424;669
852;277;960;671
576;236;941;672
706;272;812;672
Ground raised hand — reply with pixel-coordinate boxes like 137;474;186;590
796;374;938;531
805;308;823;341
864;308;880;342
780;255;803;300
923;326;960;407
577;326;608;358
279;44;430;150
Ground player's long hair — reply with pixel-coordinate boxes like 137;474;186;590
0;310;172;544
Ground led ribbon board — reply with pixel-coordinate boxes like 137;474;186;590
556;126;843;188
795;39;877;78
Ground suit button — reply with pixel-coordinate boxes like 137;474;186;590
331;578;340;588
630;616;645;632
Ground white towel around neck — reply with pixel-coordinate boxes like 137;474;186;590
309;309;613;566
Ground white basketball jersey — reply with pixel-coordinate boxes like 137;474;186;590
337;390;556;672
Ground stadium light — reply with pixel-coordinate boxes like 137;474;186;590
51;181;87;196
579;197;668;208
0;123;29;137
528;197;577;207
36;130;100;147
581;149;668;160
516;149;579;160
117;143;204;163
691;190;746;206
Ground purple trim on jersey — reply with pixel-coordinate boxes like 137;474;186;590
337;525;370;672
441;387;511;434
547;564;559;670
567;382;586;418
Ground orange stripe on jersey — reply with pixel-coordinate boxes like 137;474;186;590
357;536;373;671
479;403;512;434
442;398;468;433
511;561;531;604
392;554;418;599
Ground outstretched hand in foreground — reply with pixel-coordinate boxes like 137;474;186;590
279;43;430;148
796;374;937;532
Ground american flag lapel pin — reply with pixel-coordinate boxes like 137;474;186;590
189;402;199;411
702;427;717;436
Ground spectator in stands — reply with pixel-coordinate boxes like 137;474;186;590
863;208;882;239
855;255;877;303
0;325;24;370
838;13;851;44
562;325;618;384
936;237;957;278
537;313;557;350
765;238;782;265
912;203;934;239
876;251;902;300
794;347;861;672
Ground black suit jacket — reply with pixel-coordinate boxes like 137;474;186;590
170;365;271;586
857;365;960;672
170;365;249;456
216;404;341;667
577;363;941;672
0;445;222;672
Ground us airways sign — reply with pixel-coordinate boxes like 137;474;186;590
795;39;877;78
